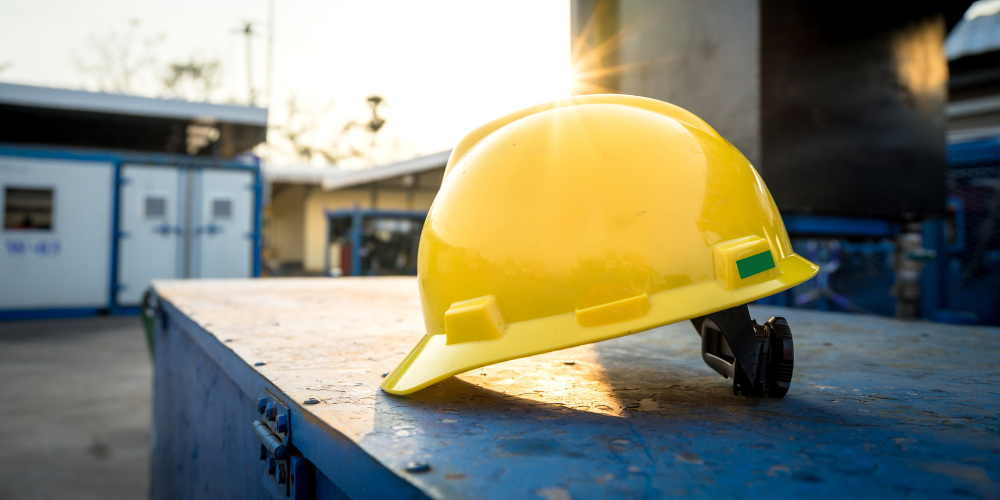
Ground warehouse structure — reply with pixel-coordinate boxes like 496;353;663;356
947;4;1000;142
0;83;267;318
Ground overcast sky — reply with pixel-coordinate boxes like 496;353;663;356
0;0;572;166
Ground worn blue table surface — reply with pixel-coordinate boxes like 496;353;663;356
153;278;1000;499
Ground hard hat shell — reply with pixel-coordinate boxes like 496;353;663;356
381;94;818;395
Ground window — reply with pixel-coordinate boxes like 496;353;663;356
144;194;168;220
211;197;232;220
4;187;54;230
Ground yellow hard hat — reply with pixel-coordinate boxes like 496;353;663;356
381;94;819;396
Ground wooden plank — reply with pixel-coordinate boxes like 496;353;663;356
154;277;1000;499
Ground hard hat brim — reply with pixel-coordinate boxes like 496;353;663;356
381;254;819;395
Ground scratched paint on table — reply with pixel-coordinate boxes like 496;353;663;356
156;278;1000;499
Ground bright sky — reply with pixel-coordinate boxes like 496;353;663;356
967;0;1000;20
0;0;572;166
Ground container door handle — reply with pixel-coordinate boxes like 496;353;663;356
153;224;177;236
196;224;224;235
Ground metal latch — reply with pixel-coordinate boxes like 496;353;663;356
253;390;315;499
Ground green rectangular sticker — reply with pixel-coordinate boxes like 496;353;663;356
736;250;776;279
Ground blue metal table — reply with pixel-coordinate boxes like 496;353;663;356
150;278;1000;499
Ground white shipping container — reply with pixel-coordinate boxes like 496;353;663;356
0;156;114;309
0;150;260;316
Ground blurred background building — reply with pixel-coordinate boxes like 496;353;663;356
0;83;265;317
262;151;447;276
948;0;1000;141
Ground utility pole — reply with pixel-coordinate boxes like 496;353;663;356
242;22;256;105
266;0;275;108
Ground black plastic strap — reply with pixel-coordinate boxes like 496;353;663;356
703;305;759;382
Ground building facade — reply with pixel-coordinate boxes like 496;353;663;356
263;151;448;275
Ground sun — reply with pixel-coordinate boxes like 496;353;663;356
566;64;582;97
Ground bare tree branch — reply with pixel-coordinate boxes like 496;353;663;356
258;94;397;166
75;19;164;94
162;59;221;101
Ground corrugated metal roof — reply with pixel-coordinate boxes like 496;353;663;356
263;150;451;190
947;1;1000;60
0;82;268;126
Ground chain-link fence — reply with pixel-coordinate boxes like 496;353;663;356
942;141;1000;326
774;238;898;317
760;139;1000;326
789;239;896;315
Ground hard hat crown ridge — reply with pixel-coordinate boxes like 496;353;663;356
382;94;818;396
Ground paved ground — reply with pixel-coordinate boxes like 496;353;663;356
0;316;152;500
